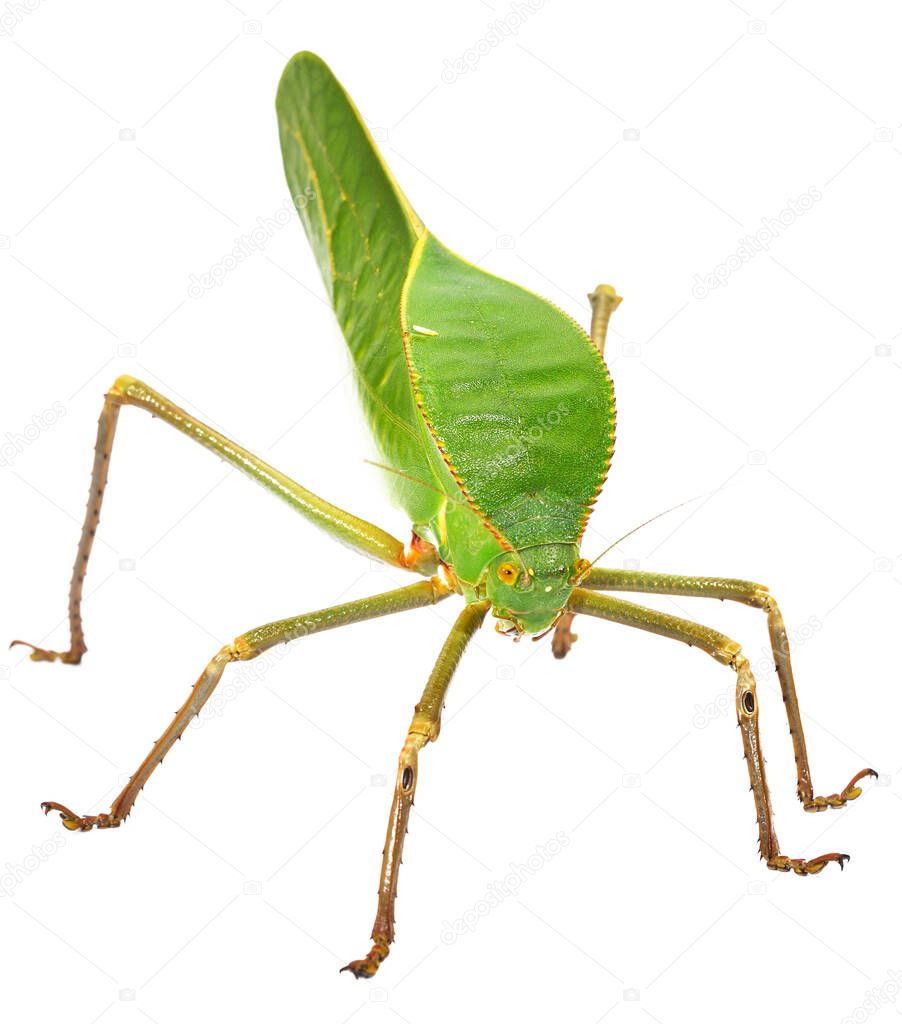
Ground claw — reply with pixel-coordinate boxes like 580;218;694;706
803;768;877;812
41;801;120;831
340;938;389;979
10;640;82;665
341;959;379;979
768;851;850;876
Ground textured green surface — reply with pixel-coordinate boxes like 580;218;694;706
276;52;618;629
403;234;615;550
276;52;438;524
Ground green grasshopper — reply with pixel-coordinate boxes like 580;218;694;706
16;52;875;978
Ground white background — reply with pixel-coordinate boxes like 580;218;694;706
1;2;900;1022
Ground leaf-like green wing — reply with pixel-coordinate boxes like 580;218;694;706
276;52;439;523
277;54;616;564
402;234;616;550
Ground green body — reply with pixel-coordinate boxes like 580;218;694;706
276;53;615;634
20;53;873;979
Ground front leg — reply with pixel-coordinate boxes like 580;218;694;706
342;599;490;978
569;568;876;812
569;588;864;875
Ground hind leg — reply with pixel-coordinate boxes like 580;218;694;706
14;375;437;665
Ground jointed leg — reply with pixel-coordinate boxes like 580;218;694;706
568;588;853;875
342;599;490;978
42;577;452;831
13;375;438;664
551;611;577;659
562;568;875;811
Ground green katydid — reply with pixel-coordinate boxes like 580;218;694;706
15;52;875;978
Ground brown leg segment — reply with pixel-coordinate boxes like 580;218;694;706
13;375;436;665
551;611;577;660
566;568;875;812
342;599;490;979
13;395;122;664
568;588;858;875
41;577;452;831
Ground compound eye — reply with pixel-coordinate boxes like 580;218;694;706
571;558;592;584
496;562;519;585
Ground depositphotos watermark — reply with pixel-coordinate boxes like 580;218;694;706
441;0;544;83
440;830;569;943
691;187;822;298
840;969;902;1024
0;402;66;467
187;187;316;298
0;0;44;36
483;401;570;482
0;833;67;896
190;644;292;729
691;615;822;729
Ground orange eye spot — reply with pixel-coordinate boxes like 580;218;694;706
497;562;519;585
571;558;591;584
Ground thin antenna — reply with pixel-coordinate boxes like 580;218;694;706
364;458;474;506
584;496;701;572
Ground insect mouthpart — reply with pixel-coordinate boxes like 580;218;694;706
530;611;565;643
492;611;524;639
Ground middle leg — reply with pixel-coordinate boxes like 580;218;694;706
42;577;453;831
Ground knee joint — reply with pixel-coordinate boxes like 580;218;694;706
108;374;140;399
733;654;758;718
751;586;776;613
227;638;254;661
